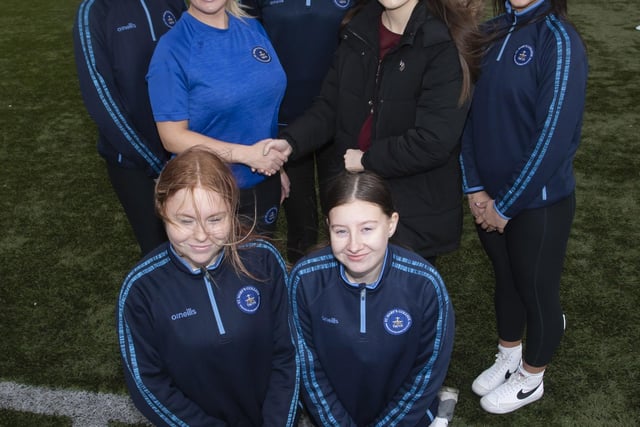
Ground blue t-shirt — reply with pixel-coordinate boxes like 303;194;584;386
147;12;286;188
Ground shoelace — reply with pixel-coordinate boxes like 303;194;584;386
486;352;512;381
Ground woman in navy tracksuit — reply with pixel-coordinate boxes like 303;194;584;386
117;146;298;426
241;0;352;262
459;0;588;414
290;171;454;426
73;0;186;256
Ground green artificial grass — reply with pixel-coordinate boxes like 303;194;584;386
0;410;70;427
1;0;639;425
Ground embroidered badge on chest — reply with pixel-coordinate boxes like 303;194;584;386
334;0;351;9
514;44;534;66
162;11;177;28
383;309;412;335
252;47;272;63
264;206;278;225
399;60;406;72
237;286;261;314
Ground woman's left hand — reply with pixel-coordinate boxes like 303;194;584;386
344;149;365;172
280;169;290;204
478;199;509;233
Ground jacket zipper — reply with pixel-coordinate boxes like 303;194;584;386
359;284;367;334
496;14;518;62
138;0;158;41
203;270;226;335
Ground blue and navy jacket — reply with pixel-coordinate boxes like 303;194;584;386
73;0;186;177
460;0;588;219
289;244;454;426
117;240;299;426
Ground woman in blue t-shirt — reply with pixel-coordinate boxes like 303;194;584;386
147;0;288;234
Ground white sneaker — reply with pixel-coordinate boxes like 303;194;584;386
429;417;449;427
480;368;544;414
636;24;640;31
472;345;521;396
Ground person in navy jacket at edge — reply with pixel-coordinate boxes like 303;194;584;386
460;0;588;415
240;0;352;263
289;171;455;426
73;0;187;256
117;146;299;426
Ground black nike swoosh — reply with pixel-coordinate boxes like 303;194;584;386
505;370;514;380
517;383;541;400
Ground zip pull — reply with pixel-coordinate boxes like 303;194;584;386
359;283;367;334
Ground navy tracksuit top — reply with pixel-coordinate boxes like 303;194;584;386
290;244;455;426
460;0;588;219
73;0;187;177
118;240;299;426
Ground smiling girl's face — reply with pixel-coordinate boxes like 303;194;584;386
164;186;231;269
328;199;399;284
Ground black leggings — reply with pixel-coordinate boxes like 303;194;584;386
106;162;167;256
477;193;575;367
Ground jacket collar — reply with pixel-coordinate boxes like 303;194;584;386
346;1;452;50
169;243;226;276
339;247;390;291
505;0;549;22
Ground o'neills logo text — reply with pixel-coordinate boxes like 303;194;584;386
171;308;197;321
117;22;137;32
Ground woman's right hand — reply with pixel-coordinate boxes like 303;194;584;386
239;139;290;176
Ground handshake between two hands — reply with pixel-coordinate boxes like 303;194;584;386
252;138;366;176
250;138;292;176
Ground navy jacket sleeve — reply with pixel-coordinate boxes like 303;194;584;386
118;279;227;426
290;269;358;426
372;267;455;426
259;244;300;427
73;0;167;176
459;110;485;194
493;18;588;218
278;50;340;159
363;40;468;179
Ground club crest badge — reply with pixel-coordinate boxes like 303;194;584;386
162;11;178;28
252;47;272;63
237;286;260;314
383;309;412;335
334;0;351;9
264;206;278;225
514;44;534;66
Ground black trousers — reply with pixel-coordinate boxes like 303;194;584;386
106;162;166;257
239;173;282;237
283;145;333;262
477;193;575;367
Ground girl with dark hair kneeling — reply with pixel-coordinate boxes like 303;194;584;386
290;171;454;426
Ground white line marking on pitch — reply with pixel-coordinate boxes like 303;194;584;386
0;381;148;426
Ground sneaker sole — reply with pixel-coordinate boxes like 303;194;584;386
472;380;499;397
479;386;544;414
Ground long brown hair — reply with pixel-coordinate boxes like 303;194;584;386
425;0;485;104
155;145;255;278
